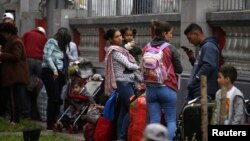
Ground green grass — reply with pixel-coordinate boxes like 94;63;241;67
0;117;76;141
0;134;75;141
0;117;41;132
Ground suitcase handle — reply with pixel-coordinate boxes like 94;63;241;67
187;96;213;105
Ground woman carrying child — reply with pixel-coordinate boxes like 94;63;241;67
104;28;141;140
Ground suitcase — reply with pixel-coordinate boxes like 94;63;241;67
181;101;215;141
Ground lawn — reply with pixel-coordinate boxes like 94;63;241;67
0;117;41;132
0;134;75;141
0;117;77;141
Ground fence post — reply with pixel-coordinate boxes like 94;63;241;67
87;0;92;17
246;0;250;9
200;75;208;141
219;86;227;124
116;0;121;16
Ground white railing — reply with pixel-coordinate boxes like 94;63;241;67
74;0;181;18
219;0;247;11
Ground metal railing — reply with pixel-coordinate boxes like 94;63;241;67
219;0;249;11
74;0;181;17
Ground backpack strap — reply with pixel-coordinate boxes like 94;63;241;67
146;42;171;50
159;42;171;50
160;42;172;75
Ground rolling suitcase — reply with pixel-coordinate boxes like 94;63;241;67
181;99;215;141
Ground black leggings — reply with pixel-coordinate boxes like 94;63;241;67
41;68;65;129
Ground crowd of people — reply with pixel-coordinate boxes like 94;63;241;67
0;12;246;141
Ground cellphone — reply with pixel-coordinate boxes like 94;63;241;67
181;46;190;52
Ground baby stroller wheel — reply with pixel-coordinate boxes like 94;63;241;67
73;125;78;133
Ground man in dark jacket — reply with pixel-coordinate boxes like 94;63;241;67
0;12;15;116
184;23;219;100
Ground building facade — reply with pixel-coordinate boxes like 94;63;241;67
1;0;250;113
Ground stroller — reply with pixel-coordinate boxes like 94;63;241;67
54;57;104;133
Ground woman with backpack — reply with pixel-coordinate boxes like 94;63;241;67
104;28;141;140
141;20;183;141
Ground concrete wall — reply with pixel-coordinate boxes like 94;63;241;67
69;0;250;114
1;0;250;113
0;0;43;36
53;9;77;36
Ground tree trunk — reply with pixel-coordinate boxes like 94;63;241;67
200;75;208;141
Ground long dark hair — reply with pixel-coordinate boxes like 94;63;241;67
54;27;71;53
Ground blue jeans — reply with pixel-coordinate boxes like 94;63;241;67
27;58;42;79
146;86;177;141
116;81;135;140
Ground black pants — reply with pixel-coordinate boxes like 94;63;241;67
0;84;7;117
2;84;25;122
0;65;5;117
41;68;65;129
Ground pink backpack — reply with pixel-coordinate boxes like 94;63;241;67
141;42;171;84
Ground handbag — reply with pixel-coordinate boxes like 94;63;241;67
103;90;118;121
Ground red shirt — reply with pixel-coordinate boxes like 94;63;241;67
22;29;47;60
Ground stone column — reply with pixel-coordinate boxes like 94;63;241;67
20;0;29;12
47;0;57;37
57;0;65;9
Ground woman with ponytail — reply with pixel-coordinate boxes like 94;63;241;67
143;20;183;141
